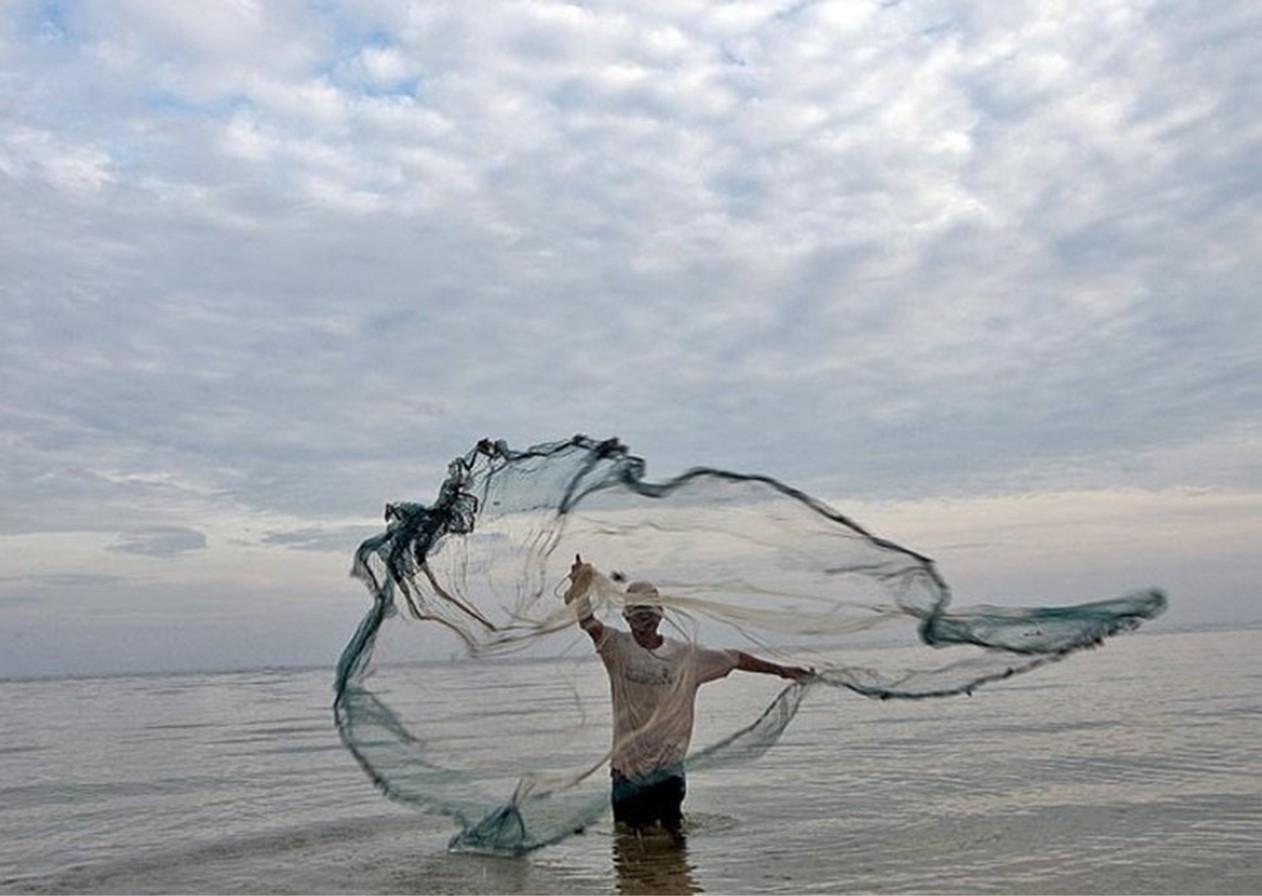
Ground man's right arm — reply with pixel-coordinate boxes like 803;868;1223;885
564;556;604;644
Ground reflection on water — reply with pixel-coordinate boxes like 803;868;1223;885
612;828;702;895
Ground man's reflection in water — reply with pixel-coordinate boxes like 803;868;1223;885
612;826;702;895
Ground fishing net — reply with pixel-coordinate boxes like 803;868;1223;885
333;436;1165;854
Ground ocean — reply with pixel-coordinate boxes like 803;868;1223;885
1;627;1258;895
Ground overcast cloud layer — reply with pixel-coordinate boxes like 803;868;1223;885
1;1;1258;676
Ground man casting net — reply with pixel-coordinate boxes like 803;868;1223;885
334;436;1165;854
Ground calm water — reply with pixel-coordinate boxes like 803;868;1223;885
1;628;1258;894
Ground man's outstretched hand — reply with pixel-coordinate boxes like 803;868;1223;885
565;554;595;603
780;665;815;681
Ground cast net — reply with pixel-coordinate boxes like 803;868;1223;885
334;436;1165;854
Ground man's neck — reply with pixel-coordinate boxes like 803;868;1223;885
632;630;664;650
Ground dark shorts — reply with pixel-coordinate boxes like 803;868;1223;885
611;766;686;831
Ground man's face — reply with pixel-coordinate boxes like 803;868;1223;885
624;606;662;636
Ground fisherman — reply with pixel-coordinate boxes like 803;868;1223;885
563;555;811;839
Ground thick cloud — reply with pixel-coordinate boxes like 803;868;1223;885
1;0;1258;674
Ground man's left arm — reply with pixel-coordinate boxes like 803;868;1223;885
734;651;814;681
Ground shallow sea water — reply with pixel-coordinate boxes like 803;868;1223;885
1;627;1258;894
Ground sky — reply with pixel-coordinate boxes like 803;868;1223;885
1;0;1258;678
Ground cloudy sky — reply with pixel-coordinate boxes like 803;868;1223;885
1;0;1258;677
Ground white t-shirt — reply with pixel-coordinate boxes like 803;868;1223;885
596;628;739;778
